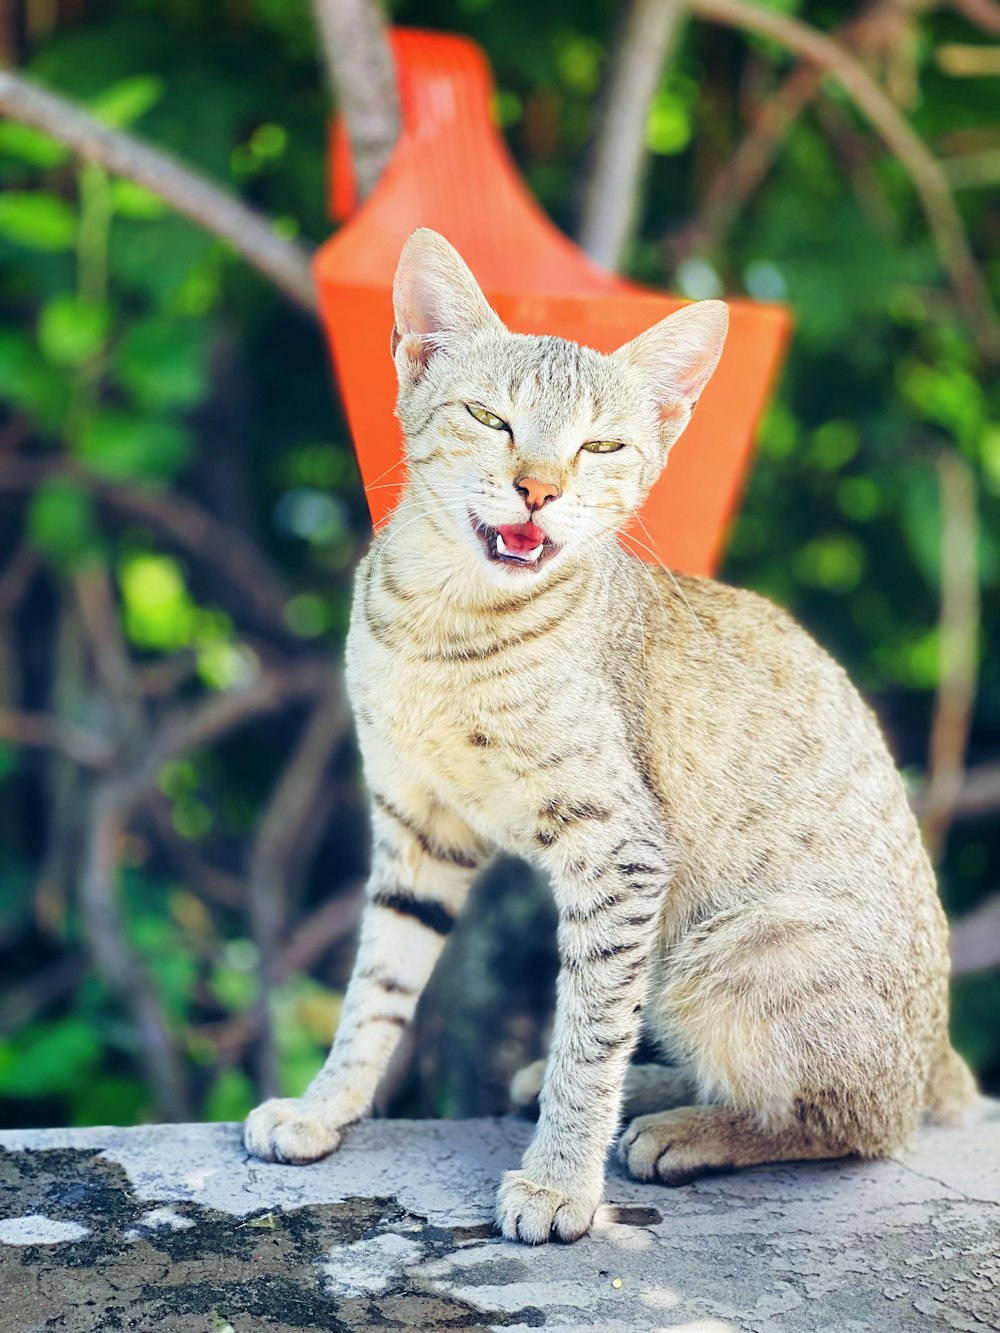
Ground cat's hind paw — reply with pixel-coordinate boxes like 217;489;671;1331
244;1097;345;1165
508;1059;546;1118
496;1170;597;1244
619;1107;726;1186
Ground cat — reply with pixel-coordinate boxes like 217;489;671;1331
244;227;976;1244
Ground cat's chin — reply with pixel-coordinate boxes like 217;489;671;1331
469;514;561;575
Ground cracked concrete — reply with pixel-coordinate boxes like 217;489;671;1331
0;1102;997;1331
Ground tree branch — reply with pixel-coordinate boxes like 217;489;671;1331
0;70;317;312
0;709;111;767
921;453;979;861
80;781;191;1119
577;0;688;269
950;892;1000;976
951;0;1000;37
686;0;1000;362
311;0;400;202
0;453;294;639
246;679;350;1096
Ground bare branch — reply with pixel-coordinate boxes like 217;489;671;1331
80;782;191;1118
912;760;1000;823
0;454;294;636
577;0;687;269
0;546;40;617
72;564;139;718
127;659;332;797
671;59;820;264
146;794;246;909
952;0;1000;37
311;0;400;202
921;453;979;861
0;70;317;311
246;680;350;1096
274;882;365;978
686;0;1000;362
950;892;1000;976
0;953;87;1036
0;708;111;767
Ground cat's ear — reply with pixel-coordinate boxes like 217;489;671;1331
392;229;503;384
614;301;728;454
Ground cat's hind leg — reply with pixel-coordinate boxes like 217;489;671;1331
621;890;929;1185
620;1106;847;1184
511;1059;696;1119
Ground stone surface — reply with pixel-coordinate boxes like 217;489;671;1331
0;1104;998;1332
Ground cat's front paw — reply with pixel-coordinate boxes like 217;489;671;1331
244;1098;345;1165
496;1170;599;1244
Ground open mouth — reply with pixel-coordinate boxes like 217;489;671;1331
470;513;560;571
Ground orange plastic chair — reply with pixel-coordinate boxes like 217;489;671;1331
314;29;790;575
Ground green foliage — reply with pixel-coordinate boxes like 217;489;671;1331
0;191;76;250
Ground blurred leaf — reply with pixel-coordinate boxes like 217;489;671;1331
0;329;68;427
0;1019;102;1096
120;551;196;649
0;122;70;168
88;75;164;129
203;1067;255;1122
0;192;75;250
114;317;210;411
209;963;259;1013
76;411;193;479
38;295;111;368
26;479;100;569
73;1075;148;1127
109;179;168;219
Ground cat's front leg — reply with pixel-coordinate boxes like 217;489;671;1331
245;787;487;1164
497;813;673;1243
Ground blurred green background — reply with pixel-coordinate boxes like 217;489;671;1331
0;0;997;1130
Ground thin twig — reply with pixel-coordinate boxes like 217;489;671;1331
274;882;365;978
0;453;294;637
921;452;979;861
0;708;111;767
910;760;1000;822
145;794;246;909
0;70;316;311
686;0;1000;362
311;0;400;202
952;0;1000;37
76;658;331;1118
0;546;40;616
189;881;365;1060
950;892;1000;976
80;781;192;1118
246;680;350;1096
577;0;688;269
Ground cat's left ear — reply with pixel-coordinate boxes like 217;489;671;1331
614;301;729;455
392;228;504;385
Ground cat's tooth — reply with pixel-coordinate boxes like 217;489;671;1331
526;544;544;562
496;532;509;556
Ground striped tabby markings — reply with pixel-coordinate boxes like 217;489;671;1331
371;887;456;936
371;792;479;869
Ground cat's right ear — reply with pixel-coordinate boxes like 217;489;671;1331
391;229;503;385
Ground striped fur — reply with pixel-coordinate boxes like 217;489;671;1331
245;230;975;1242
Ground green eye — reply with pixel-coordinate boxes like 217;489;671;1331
467;403;508;431
581;440;625;454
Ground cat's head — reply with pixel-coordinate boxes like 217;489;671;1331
391;228;727;584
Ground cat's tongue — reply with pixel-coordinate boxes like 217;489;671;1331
496;521;546;555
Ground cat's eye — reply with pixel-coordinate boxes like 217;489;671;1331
466;403;509;431
581;440;625;454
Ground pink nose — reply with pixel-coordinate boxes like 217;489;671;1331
515;476;561;511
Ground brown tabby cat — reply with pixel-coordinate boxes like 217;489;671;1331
244;228;975;1244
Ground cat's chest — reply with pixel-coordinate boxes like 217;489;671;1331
348;607;604;839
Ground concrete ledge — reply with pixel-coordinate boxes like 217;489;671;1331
1;1104;998;1332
